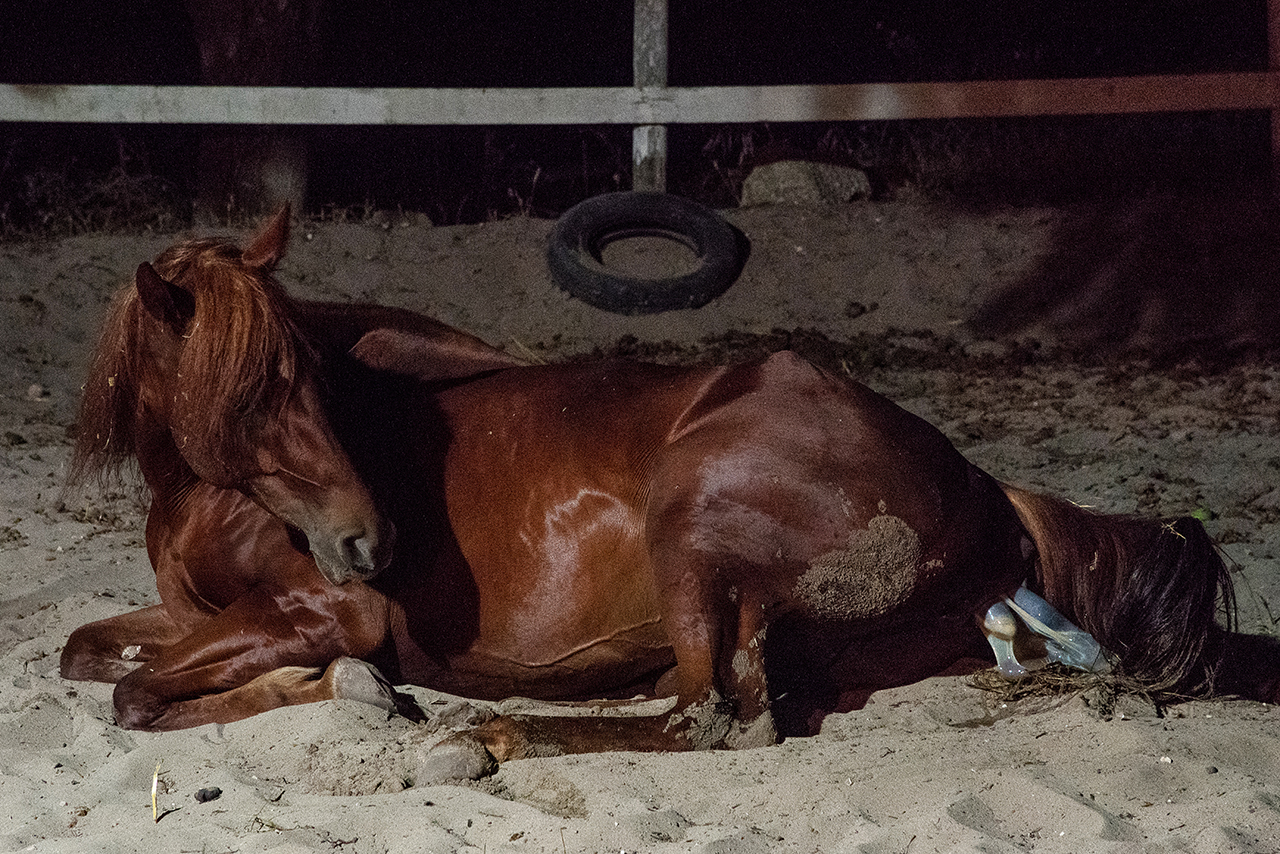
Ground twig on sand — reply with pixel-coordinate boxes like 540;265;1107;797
509;337;547;365
151;762;160;823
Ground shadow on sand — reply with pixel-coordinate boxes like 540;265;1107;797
969;185;1280;364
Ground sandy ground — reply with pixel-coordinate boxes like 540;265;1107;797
3;197;1280;853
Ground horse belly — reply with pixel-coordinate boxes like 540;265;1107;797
424;568;673;701
442;469;673;700
441;621;674;701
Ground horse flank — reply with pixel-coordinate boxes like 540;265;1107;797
1002;484;1234;696
72;238;310;487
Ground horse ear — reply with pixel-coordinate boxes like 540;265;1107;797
135;262;195;331
242;203;291;272
349;328;525;382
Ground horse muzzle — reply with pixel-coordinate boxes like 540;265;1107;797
312;517;397;585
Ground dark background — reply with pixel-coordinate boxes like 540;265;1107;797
0;1;1272;229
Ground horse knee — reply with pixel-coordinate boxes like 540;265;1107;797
60;627;139;684
111;677;168;731
58;628;98;681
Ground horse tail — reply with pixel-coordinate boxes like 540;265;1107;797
1002;484;1234;697
1101;514;1235;695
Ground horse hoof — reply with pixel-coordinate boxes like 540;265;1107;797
414;734;498;783
326;657;398;714
725;711;779;750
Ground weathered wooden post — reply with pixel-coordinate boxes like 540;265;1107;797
1270;0;1280;189
633;0;668;192
184;0;323;222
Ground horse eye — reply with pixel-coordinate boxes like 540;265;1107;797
254;447;281;476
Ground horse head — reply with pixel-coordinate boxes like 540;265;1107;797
77;206;395;585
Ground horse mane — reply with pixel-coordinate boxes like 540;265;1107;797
1002;484;1235;696
71;237;311;487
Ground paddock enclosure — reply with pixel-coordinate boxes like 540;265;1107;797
2;197;1280;851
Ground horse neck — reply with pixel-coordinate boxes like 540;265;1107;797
128;399;206;509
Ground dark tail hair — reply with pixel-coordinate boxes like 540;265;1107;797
1002;485;1234;696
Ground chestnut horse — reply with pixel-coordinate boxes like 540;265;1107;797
62;208;1261;778
62;206;522;729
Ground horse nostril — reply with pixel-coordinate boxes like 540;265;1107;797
341;521;394;576
342;531;376;573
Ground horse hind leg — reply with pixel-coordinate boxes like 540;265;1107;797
718;592;778;749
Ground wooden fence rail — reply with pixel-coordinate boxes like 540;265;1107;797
3;74;1275;127
4;0;1279;193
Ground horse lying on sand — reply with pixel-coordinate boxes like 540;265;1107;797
60;207;1274;780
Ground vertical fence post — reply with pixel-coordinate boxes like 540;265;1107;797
1270;0;1280;188
633;0;668;192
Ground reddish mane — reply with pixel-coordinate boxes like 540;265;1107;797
72;237;311;486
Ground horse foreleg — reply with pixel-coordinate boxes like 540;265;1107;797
123;656;407;730
60;604;188;684
106;584;400;730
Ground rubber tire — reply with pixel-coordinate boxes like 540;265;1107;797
547;192;749;315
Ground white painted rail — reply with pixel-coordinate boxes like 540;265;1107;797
2;74;1275;127
4;0;1279;192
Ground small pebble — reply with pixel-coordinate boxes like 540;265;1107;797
194;787;222;803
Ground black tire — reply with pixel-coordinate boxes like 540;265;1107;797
547;192;749;315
